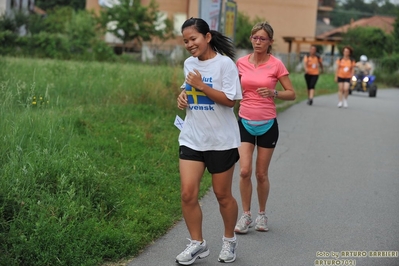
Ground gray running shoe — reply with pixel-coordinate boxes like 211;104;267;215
255;213;269;232
176;239;209;265
218;238;237;263
234;213;253;234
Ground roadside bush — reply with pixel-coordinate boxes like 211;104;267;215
375;71;399;87
378;53;399;73
0;14;18;33
90;40;118;62
64;10;97;56
340;27;394;60
22;32;70;59
42;6;74;34
374;53;399;87
26;13;47;35
0;30;18;55
1;7;111;61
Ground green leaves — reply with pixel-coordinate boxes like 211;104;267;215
97;0;174;52
341;26;393;59
234;12;267;49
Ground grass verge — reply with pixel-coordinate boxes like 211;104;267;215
0;56;354;265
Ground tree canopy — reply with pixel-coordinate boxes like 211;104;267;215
339;26;394;59
331;0;399;27
97;0;174;51
234;12;266;49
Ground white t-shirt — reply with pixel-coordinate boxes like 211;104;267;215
179;53;242;151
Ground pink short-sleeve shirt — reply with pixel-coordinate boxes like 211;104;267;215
236;54;289;121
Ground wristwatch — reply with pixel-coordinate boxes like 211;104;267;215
274;90;278;99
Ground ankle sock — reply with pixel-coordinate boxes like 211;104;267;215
223;235;236;242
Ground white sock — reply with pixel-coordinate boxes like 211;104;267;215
223;235;236;242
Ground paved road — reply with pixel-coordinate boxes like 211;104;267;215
128;89;399;266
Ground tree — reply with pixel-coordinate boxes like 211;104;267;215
339;26;393;59
331;0;399;27
234;12;266;49
234;12;253;49
97;0;174;52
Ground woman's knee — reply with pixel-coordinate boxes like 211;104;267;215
255;172;269;183
214;191;233;206
240;167;252;179
181;190;197;205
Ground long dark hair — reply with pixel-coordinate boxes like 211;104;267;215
181;17;236;60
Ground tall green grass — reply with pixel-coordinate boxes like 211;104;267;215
0;56;338;266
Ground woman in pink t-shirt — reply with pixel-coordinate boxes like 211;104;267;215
234;22;296;234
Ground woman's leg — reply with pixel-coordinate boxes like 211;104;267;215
255;147;275;213
212;165;238;238
338;82;344;103
343;81;350;99
238;142;255;212
308;88;315;99
179;159;206;241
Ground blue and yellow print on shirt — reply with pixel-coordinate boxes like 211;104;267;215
185;83;215;105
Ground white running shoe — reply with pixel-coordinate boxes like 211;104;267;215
343;100;348;108
218;238;237;263
234;213;253;234
176;239;209;265
255;213;269;232
337;101;343;108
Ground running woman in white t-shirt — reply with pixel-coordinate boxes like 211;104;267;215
175;17;242;265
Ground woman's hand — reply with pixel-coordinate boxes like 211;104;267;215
177;90;188;110
256;87;274;98
186;69;204;91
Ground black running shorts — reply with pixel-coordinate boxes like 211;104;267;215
238;118;279;149
179;146;239;174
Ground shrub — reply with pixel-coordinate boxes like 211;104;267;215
378;53;399;73
24;32;70;59
373;53;399;87
0;14;18;32
64;10;97;56
340;27;394;60
0;30;18;55
90;40;118;62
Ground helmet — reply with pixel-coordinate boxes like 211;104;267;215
360;55;368;62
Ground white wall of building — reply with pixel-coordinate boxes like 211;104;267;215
0;0;35;16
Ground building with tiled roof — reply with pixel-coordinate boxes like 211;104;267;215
316;15;395;40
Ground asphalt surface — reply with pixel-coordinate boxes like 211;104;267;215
128;88;399;266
